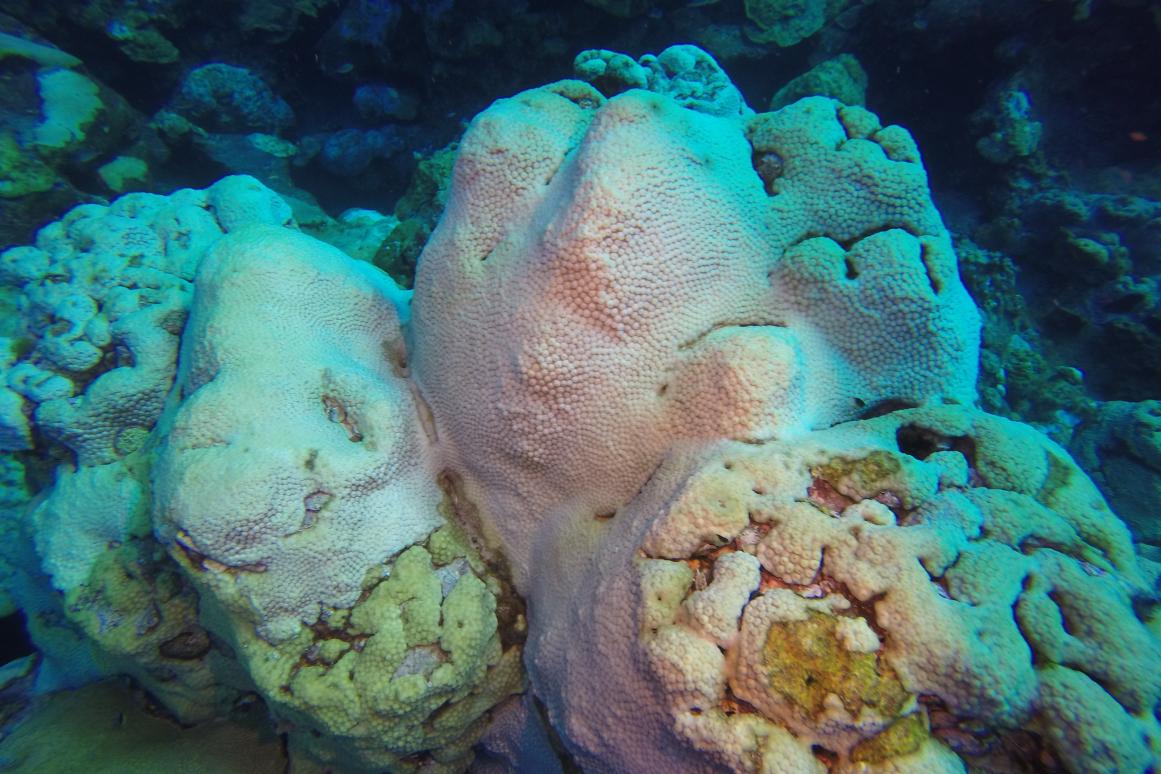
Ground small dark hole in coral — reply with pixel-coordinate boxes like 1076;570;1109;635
0;612;33;662
811;745;838;765
896;424;948;459
594;512;615;522
844;257;859;280
859;399;917;420
752;150;785;195
159;627;211;660
896;424;970;459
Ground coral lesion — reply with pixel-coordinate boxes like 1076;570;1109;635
321;394;363;442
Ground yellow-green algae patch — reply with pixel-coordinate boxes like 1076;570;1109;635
0;132;55;198
217;522;526;772
97;155;149;193
849;712;930;763
815;451;902;497
761;610;910;719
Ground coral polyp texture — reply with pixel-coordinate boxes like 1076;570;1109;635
0;46;1157;774
409;57;979;585
152;225;526;769
0;175;293;463
153;225;435;643
528;404;1161;772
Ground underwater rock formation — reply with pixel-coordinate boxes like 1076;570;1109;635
0;18;164;246
170;63;295;135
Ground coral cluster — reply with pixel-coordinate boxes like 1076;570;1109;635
0;45;1157;773
1;176;293;463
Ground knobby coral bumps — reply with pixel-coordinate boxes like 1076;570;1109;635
530;406;1160;772
0;46;1157;773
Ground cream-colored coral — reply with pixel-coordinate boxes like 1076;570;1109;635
150;225;526;769
7;45;1156;774
217;526;525;772
0;177;303;723
1;175;294;467
681;551;761;645
153;225;438;643
526;405;1161;772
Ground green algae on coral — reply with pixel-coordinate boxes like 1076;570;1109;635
212;523;525;772
849;712;930;763
0;132;56;199
761;611;911;719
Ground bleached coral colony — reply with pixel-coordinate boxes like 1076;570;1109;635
2;47;1158;773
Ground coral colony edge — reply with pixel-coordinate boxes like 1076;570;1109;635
1;41;1160;774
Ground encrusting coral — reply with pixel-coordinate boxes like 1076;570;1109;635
1;174;297;720
528;405;1160;772
0;45;1157;773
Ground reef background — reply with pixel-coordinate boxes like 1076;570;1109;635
0;0;1159;770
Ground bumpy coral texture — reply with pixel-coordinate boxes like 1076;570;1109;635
0;176;296;718
527;405;1161;773
220;524;526;772
153;225;443;643
410;65;979;586
744;0;833;47
0;174;293;464
152;225;526;770
575;44;749;117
